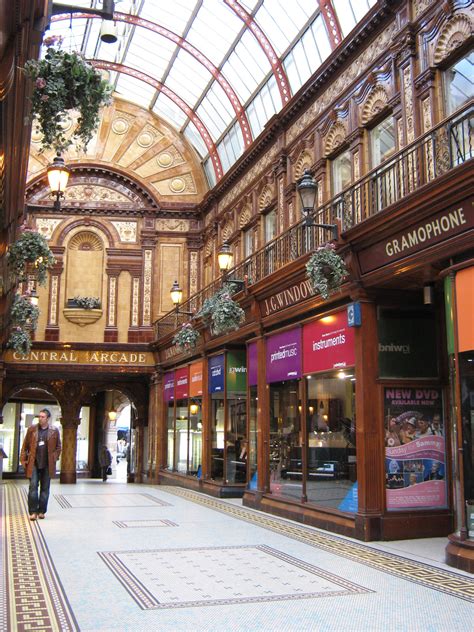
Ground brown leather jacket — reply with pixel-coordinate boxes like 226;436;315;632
20;424;62;478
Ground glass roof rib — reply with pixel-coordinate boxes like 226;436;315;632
46;0;377;182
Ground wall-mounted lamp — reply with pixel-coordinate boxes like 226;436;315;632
296;169;338;240
170;280;193;315
49;0;115;21
217;242;245;290
47;153;70;210
100;19;118;43
108;410;117;422
189;402;199;416
423;284;435;305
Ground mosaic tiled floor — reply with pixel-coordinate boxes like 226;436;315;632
162;486;474;603
99;544;371;609
2;480;474;632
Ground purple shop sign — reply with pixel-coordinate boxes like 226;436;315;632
248;342;258;386
266;328;302;383
163;371;175;402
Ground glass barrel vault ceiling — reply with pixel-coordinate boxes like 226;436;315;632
47;0;376;185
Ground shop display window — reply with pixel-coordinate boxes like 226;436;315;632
248;386;258;485
188;400;202;475
211;394;225;481
444;52;474;116
175;400;188;474
226;393;247;484
269;380;302;501
332;149;352;195
306;371;357;510
166;401;175;470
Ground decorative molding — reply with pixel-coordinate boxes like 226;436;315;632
222;221;234;241
422;96;433;133
402;65;415;144
238;204;252;229
434;13;473;65
131;277;140;327
190;251;199;297
61;184;132;203
68;231;103;251
156;218;191;232
108;276;117;327
111;221;138;242
63;308;103;326
35;218;62;241
294;151;313;178
413;0;435;20
258;184;275;211
49;276;59;326
287;21;397;144
142;250;152;326
324;121;348;157
361;85;390;126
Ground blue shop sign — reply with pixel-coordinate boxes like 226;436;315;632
347;302;361;327
209;354;225;393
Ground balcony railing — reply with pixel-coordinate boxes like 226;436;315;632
154;102;473;341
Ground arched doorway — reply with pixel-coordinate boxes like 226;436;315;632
92;389;135;483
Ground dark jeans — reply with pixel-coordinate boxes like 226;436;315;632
28;466;51;515
102;466;108;481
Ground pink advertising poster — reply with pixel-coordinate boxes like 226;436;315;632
384;387;446;510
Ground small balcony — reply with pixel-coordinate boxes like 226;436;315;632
153;102;473;343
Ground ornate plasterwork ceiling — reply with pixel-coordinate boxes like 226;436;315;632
27;98;208;206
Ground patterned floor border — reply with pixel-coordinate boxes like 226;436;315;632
113;519;178;528
160;486;474;603
54;492;171;508
1;484;79;632
98;543;372;609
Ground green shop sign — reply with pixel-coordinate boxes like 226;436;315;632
378;309;438;378
227;350;247;392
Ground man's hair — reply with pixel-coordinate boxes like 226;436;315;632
40;408;52;419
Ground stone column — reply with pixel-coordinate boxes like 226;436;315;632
59;417;81;484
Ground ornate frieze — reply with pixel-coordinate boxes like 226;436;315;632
61;185;132;203
111;221;137;242
402;65;415;144
156;218;191;232
189;251;199;297
142;250;152;326
288;22;397;144
49;275;59;326
108;276;117;327
35;218;62;240
131;277;140;327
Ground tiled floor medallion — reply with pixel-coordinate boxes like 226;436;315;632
113;519;178;528
99;544;371;609
54;493;171;508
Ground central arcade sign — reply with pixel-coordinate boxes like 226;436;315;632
5;348;154;367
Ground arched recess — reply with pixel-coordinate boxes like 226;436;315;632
65;231;105;305
361;85;390;126
433;13;473;66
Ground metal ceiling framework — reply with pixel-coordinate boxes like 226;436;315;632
44;1;378;183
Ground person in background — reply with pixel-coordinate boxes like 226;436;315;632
20;409;61;521
99;445;113;482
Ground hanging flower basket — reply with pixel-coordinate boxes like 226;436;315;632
198;283;245;336
7;229;56;286
172;322;200;351
305;243;348;300
7;327;33;356
24;35;112;152
10;294;40;329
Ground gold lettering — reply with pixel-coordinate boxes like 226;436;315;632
110;353;119;362
100;353;109;363
50;352;58;361
139;353;146;363
89;352;99;362
59;353;69;361
130;353;137;362
30;351;39;361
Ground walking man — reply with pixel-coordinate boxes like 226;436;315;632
99;444;113;481
20;408;62;521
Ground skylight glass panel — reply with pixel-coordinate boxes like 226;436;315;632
221;53;256;103
115;74;155;108
139;0;197;35
217;123;244;174
153;93;188;128
124;29;175;77
312;15;331;62
253;0;315;56
184;121;208;158
203;157;216;188
223;31;271;101
245;75;279;139
166;50;213;106
186;0;243;67
196;97;229;140
333;0;374;37
204;82;235;122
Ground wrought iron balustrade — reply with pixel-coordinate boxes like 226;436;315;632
153;102;473;342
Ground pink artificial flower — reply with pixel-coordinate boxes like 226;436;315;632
35;77;46;89
40;94;49;101
43;35;62;47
